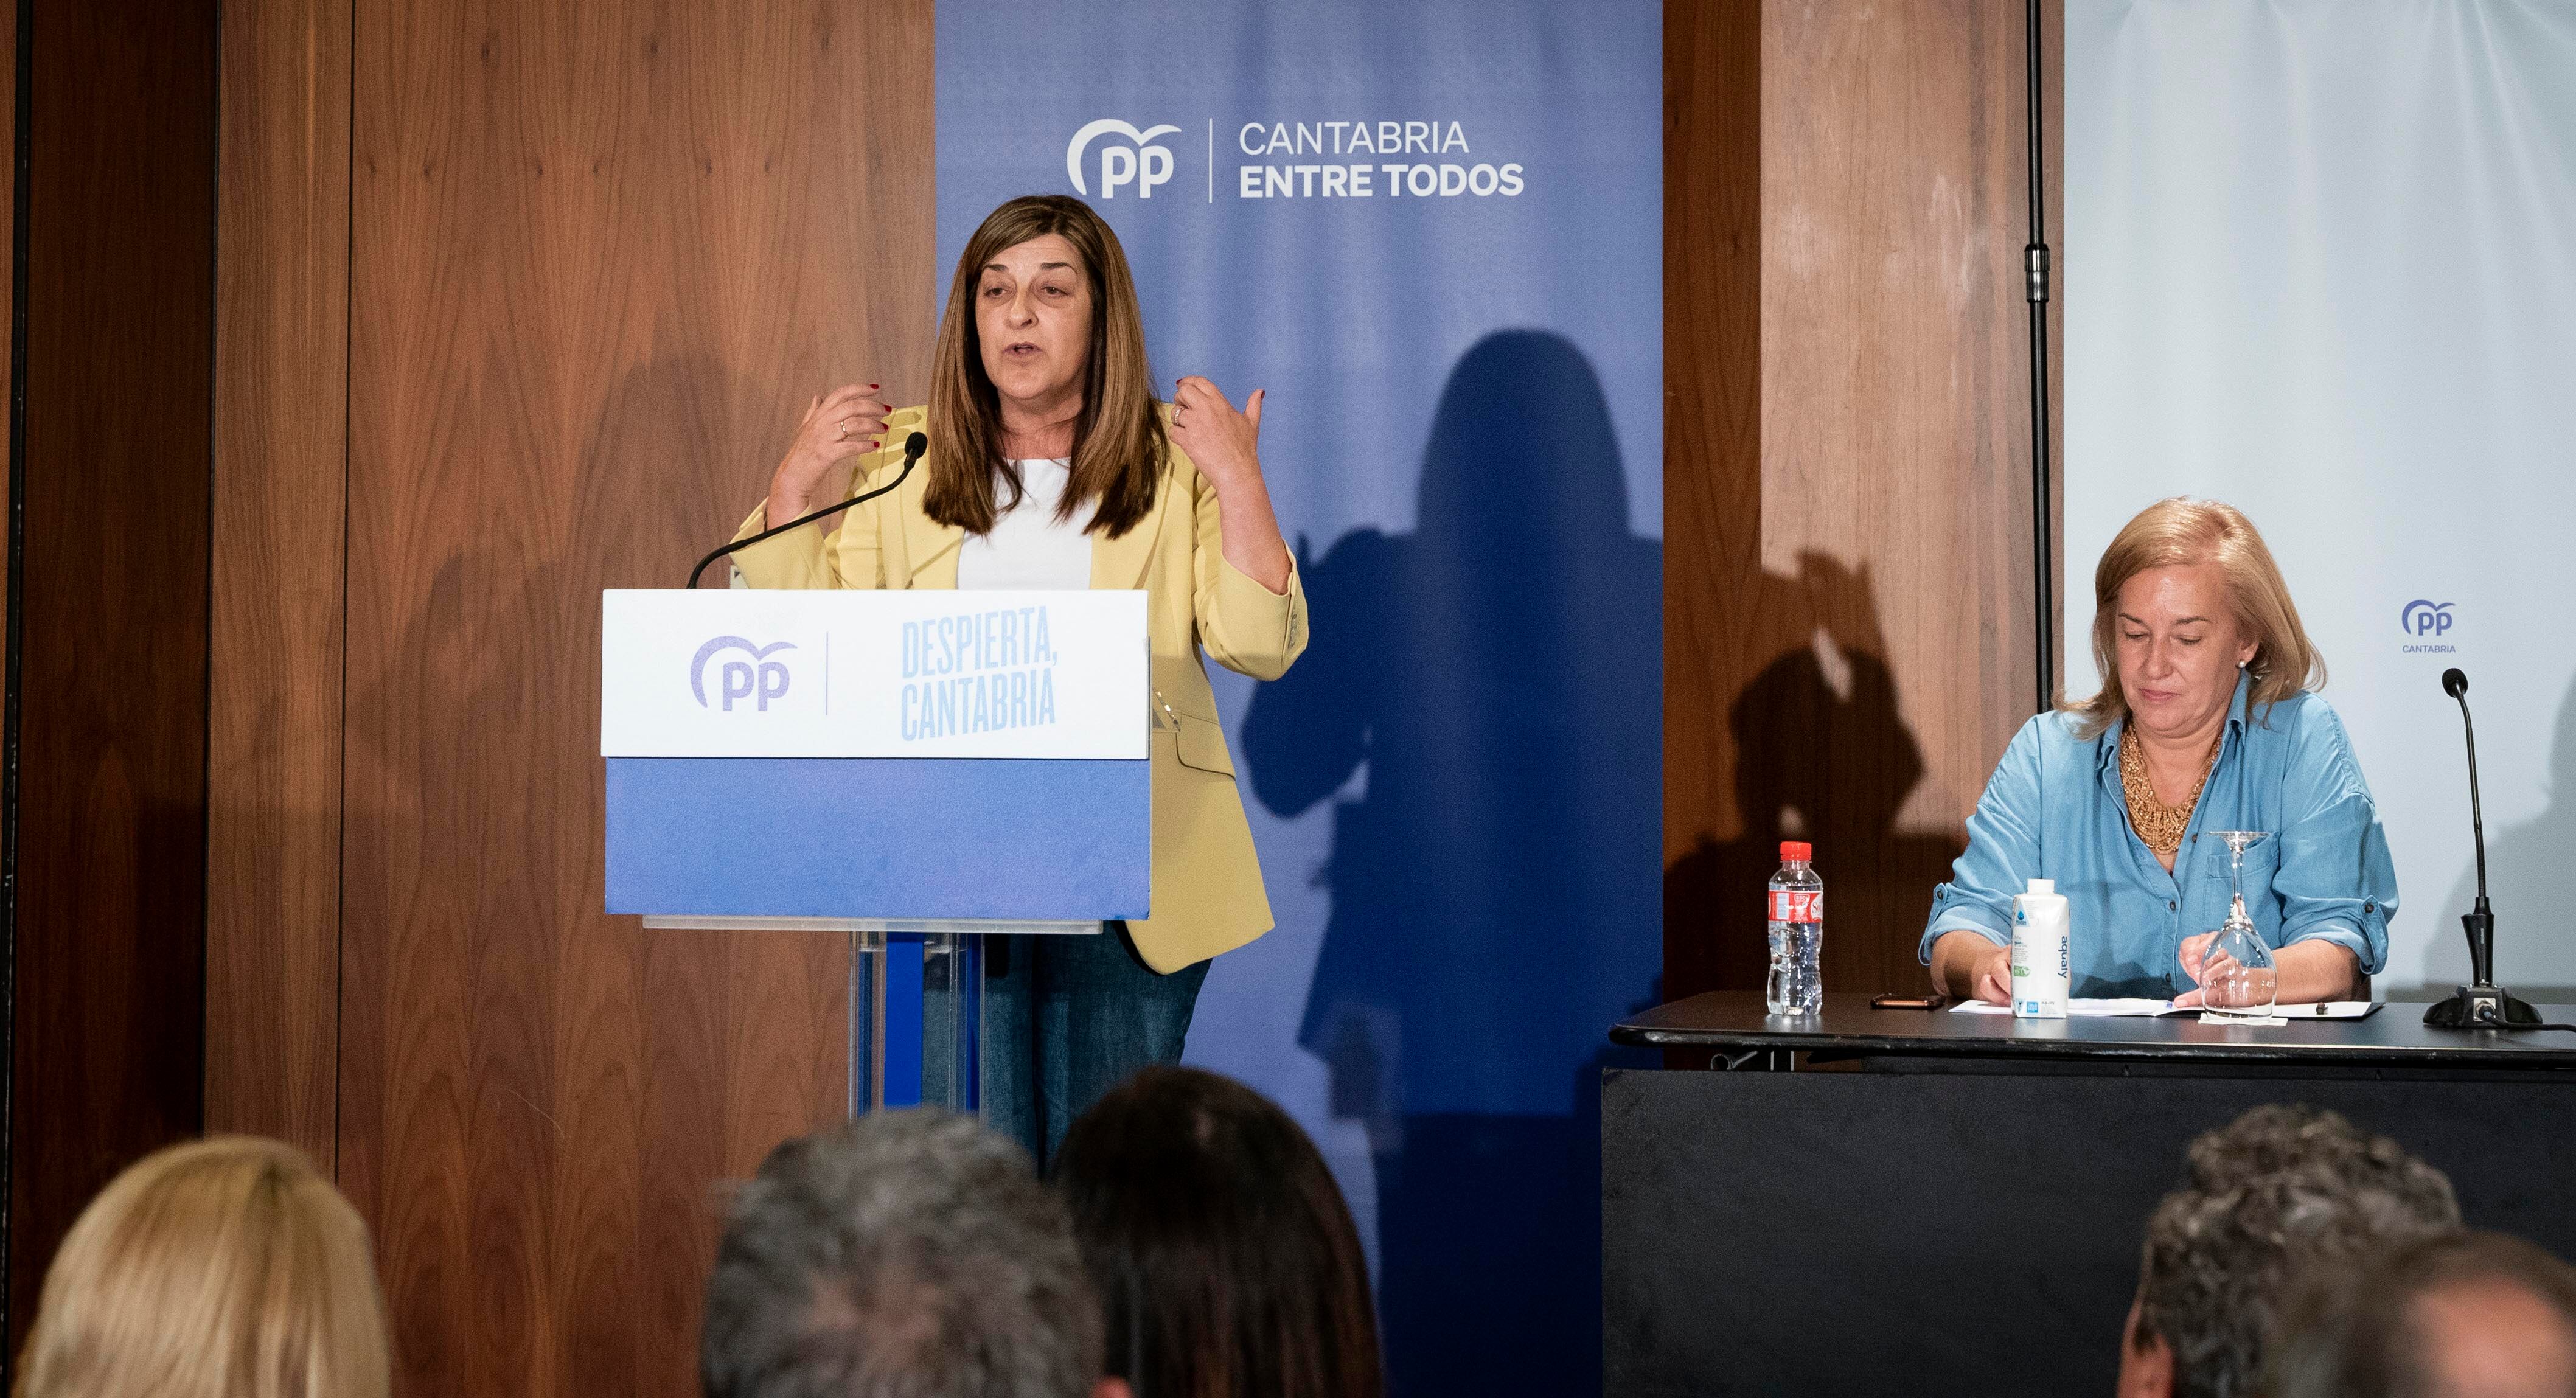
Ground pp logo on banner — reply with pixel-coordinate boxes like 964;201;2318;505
691;636;796;712
2400;599;2456;638
1067;119;1180;198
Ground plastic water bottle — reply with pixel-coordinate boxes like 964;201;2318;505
1766;841;1824;1015
2010;878;2070;1020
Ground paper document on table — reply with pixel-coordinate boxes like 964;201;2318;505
1949;1000;2383;1020
1952;998;2178;1017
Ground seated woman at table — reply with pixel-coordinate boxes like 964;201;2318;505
1924;498;2395;1006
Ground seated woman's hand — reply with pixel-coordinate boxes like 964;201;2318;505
1965;941;2013;1005
2173;930;2223;1007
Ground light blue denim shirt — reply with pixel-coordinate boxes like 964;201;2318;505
1921;673;2396;998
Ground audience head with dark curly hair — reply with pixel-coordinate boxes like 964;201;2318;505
2117;1104;2461;1398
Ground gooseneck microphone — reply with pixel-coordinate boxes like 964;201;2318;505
2424;667;2548;1029
686;431;927;589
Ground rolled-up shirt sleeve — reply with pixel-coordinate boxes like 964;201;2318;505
1921;715;2049;964
2270;707;2397;975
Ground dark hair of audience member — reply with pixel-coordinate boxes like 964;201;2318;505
2125;1104;2460;1398
2269;1229;2576;1398
700;1108;1103;1398
1053;1066;1382;1398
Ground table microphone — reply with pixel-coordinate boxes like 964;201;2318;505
685;431;927;588
2423;667;2546;1029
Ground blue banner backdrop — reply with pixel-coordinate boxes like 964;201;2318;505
937;3;1660;1389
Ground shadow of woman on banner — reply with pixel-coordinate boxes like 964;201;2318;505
1660;553;1967;1001
2436;675;2576;1001
1241;330;1660;1397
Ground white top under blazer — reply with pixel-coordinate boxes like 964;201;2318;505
955;458;1092;591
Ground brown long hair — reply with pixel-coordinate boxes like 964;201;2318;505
14;1136;391;1398
925;195;1165;538
2069;497;2324;737
1054;1067;1382;1398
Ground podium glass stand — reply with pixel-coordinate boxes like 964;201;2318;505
606;588;1149;1121
642;916;1093;1114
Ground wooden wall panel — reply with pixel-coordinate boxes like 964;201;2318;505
207;0;352;1169
7;0;217;1346
336;1;933;1392
1665;0;2064;1000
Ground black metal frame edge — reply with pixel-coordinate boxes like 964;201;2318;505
2024;0;2055;716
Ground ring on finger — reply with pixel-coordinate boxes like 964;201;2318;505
839;420;852;438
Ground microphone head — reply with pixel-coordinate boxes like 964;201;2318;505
904;431;928;461
2443;667;2469;698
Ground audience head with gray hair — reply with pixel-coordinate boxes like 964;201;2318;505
2268;1229;2576;1398
2115;1103;2460;1398
700;1108;1113;1398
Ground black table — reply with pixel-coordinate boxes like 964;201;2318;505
1600;993;2576;1397
1612;989;2576;1069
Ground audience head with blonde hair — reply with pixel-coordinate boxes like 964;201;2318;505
13;1135;390;1398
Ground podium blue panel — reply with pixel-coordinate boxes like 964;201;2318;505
605;757;1149;920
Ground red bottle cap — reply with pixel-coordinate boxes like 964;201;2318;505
1780;841;1812;861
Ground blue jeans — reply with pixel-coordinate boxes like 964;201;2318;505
982;922;1210;1170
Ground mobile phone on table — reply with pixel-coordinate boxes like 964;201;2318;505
1870;993;1952;1011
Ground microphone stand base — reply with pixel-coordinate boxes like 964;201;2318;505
2423;984;2544;1030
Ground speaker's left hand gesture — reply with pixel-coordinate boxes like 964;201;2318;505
1168;375;1290;594
1169;376;1265;491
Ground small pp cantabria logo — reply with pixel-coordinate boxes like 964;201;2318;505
692;636;795;712
1067;119;1180;199
2398;599;2458;655
2400;599;2455;638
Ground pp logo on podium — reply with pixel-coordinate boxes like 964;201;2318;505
1067;119;1180;198
691;636;796;712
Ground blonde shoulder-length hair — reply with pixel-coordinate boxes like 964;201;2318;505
924;194;1165;539
13;1136;391;1398
2068;498;2325;739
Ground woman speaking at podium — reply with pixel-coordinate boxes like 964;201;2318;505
1923;499;2397;1007
723;195;1306;1161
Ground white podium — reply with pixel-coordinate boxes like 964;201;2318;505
599;588;1151;1112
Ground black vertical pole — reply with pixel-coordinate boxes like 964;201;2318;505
2025;0;2055;714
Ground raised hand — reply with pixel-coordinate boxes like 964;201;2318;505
769;384;888;528
1168;375;1265;490
1167;375;1290;594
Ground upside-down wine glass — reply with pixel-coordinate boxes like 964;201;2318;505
2199;830;2278;1020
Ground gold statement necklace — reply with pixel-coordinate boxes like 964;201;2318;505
2120;726;2223;858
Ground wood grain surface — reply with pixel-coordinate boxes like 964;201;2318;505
334;1;932;1392
206;0;352;1170
1664;0;2064;1001
7;0;217;1347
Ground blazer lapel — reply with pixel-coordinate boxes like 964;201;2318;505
900;462;964;589
1089;455;1175;591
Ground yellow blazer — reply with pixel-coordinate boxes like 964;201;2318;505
728;405;1309;973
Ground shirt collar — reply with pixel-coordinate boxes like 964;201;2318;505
2094;669;2255;779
